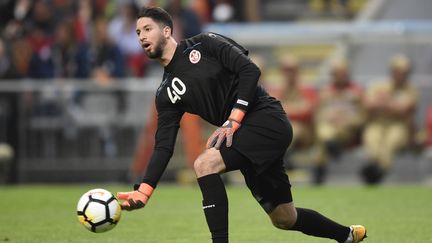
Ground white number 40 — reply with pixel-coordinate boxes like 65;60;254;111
167;77;186;104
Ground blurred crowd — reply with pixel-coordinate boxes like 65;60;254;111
268;54;431;185
0;0;254;81
0;0;431;185
0;0;367;82
0;0;236;179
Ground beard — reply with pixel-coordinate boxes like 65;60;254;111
147;35;167;59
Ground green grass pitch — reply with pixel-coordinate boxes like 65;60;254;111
0;184;431;242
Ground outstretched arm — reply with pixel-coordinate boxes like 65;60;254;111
118;107;183;210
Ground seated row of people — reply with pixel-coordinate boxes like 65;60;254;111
274;54;417;184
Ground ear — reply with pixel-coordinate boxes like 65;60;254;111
163;26;171;38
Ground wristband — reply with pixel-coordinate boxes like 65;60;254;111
138;183;154;198
229;108;245;124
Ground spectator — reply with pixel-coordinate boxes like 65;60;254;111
277;56;318;170
28;19;90;79
314;58;364;184
30;0;56;36
361;55;418;184
9;38;32;78
73;0;95;42
27;18;90;119
24;1;56;78
165;0;202;40
108;1;147;77
88;16;126;113
0;38;21;79
89;17;125;82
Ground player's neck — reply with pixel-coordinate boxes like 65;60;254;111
160;37;178;67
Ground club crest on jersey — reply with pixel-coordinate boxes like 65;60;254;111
189;50;201;64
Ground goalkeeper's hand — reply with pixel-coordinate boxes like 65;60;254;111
117;183;154;211
207;108;245;149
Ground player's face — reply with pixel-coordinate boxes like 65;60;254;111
136;17;169;59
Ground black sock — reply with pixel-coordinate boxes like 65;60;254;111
291;208;350;243
197;174;228;243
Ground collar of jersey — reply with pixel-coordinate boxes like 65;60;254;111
165;41;185;73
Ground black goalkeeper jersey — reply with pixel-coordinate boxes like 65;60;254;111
142;32;281;187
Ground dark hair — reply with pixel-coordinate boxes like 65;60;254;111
137;7;173;34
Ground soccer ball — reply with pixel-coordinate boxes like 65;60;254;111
76;188;122;233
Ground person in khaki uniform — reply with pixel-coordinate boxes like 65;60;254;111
361;55;418;184
314;59;364;184
277;56;318;170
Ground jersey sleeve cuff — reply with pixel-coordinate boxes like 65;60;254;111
233;99;249;111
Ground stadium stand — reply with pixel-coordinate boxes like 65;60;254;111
0;0;431;185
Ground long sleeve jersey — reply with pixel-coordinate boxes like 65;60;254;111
142;32;276;187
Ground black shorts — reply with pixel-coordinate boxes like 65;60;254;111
220;104;294;213
220;147;293;214
228;104;293;173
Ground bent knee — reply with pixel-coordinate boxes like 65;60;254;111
193;157;211;176
194;149;225;177
271;216;297;230
269;203;298;230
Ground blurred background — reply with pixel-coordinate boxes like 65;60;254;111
0;0;431;186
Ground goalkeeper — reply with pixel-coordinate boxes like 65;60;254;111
117;6;366;243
